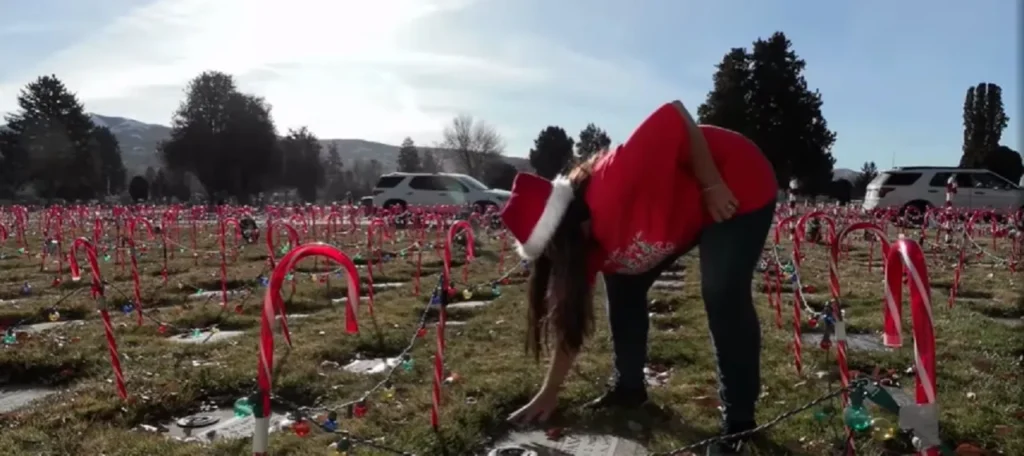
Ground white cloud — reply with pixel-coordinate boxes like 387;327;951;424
0;0;688;151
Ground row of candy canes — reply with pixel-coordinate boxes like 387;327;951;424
771;209;940;456
249;220;479;455
15;208;500;401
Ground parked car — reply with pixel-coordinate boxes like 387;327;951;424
863;166;1024;214
369;172;511;211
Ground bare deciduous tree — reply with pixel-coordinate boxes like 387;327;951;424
438;114;504;178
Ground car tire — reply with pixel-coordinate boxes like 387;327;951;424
474;201;497;214
900;200;931;227
383;199;407;212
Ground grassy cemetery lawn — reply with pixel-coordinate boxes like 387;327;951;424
0;221;1021;455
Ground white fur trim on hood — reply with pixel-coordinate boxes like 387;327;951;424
515;175;574;260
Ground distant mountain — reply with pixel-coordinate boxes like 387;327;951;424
86;114;532;176
832;168;860;182
89;114;171;172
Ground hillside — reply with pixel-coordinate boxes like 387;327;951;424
87;114;532;175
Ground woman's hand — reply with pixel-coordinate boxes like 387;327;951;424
703;183;739;222
507;388;559;424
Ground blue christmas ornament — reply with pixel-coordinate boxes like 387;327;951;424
122;302;135;314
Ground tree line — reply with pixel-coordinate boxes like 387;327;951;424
2;32;1020;205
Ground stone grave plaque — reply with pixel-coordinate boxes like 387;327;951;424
802;333;888;352
489;431;648;456
652;280;684;290
880;385;914;408
991;317;1023;327
23;320;83;333
167;330;245;344
188;290;248;301
447;301;491;310
343;357;401;375
166;407;287;442
0;387;58;413
659;271;686;280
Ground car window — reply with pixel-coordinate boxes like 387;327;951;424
971;172;1012;189
928;172;952;187
880;172;921;186
438;177;468;192
409;176;445;191
953;173;973;188
374;176;404;189
459;176;489;191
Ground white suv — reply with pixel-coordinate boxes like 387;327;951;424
370;172;511;210
863;167;1024;214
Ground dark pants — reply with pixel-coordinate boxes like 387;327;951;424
603;202;775;427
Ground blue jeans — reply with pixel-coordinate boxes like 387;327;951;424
603;202;775;426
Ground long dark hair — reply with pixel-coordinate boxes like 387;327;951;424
525;160;599;360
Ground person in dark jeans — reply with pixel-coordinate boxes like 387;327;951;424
498;100;778;456
598;202;775;447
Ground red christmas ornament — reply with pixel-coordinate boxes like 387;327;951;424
416;328;427;338
808;318;818;328
157;324;167;334
234;304;244;314
292;419;310;437
354;401;368;418
819;338;832;350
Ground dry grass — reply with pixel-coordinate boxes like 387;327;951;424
0;222;1021;456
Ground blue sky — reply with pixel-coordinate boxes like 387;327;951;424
0;0;1019;171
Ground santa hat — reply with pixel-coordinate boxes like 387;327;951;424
499;172;575;260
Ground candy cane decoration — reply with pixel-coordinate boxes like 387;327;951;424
68;237;128;400
254;243;361;456
431;221;476;429
883;238;939;456
219;217;242;306
265;220;300;270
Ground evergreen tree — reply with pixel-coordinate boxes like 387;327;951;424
482;160;518;190
322;142;347;200
698;32;836;195
280;127;324;202
576;123;612;161
853;161;878;198
91;126;127;195
0;75;107;200
960;83;1010;169
529;126;575;179
397;137;422;172
421;150;441;173
159;71;280;204
128;175;149;201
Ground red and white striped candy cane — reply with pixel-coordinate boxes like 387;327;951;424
431;221;476;429
883;238;939;456
68;237;128;400
254;243;361;456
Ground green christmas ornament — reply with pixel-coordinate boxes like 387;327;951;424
233;396;254;417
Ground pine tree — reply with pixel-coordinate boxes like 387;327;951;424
961;82;1010;168
698;32;836;194
397;137;421;172
421;150;441;173
0;75;107;200
575;123;611;161
159;71;280;203
529;126;575;179
280;127;324;202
